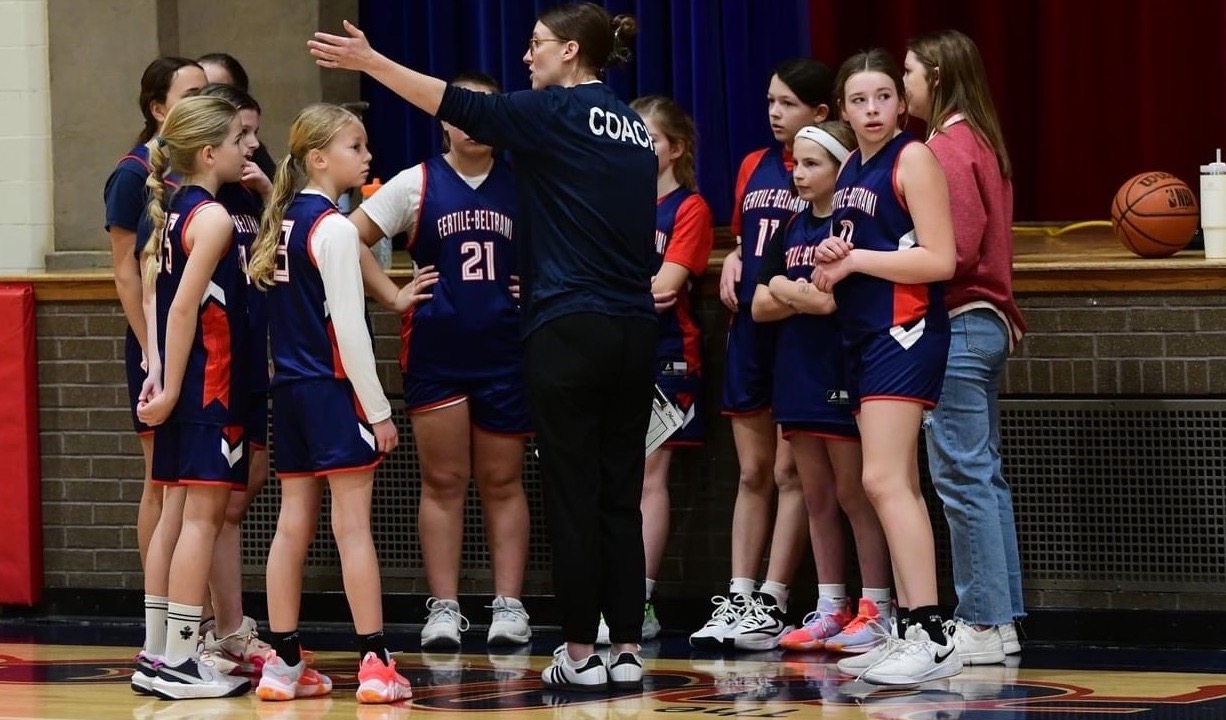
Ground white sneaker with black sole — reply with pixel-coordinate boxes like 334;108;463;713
422;597;469;650
689;593;751;649
725;592;794;651
541;645;608;692
608;650;644;690
487;596;532;646
150;655;251;699
861;624;963;686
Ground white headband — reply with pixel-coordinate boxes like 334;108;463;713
794;125;850;164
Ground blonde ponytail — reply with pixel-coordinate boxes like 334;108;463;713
142;139;170;285
248;103;364;290
248;154;304;289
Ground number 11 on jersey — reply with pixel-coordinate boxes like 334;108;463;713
754;218;780;257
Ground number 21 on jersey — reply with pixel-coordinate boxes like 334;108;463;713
460;240;497;281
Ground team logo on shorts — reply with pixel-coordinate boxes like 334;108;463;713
825;390;850;405
220;425;244;468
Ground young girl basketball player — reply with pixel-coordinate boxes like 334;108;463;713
750;122;894;655
348;72;534;651
905;29;1026;664
103;57;205;578
130;94;252;700
247;103;420;704
193;82;276;676
597;95;713;643
695;59;831;652
813;49;960;686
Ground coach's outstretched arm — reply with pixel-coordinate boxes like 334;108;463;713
309;21;445;114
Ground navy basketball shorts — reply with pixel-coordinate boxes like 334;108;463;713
657;366;704;447
151;421;247;488
272;378;382;477
123;330;152;436
403;371;533;436
246;391;269;449
721;311;778;415
779;420;860;442
844;320;951;412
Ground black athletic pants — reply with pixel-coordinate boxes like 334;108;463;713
524;312;657;645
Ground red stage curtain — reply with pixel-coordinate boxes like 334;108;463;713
808;0;1226;222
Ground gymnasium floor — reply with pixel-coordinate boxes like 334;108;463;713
1;622;1225;720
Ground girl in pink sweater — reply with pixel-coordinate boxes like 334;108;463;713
903;29;1027;665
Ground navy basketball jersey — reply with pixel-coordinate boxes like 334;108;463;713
217;183;267;393
103;144;181;261
153;185;247;424
771;212;851;424
731;147;809;306
401;155;519;380
653;187;711;375
266;192;355;386
831;132;946;340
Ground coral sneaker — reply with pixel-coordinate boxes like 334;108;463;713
780;597;852;651
825;598;887;654
356;652;413;704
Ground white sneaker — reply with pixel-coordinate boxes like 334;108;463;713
689;593;751;649
642;602;661;641
200;616;272;675
948;620;1006;665
998;623;1021;654
861;624;963;686
540;645;608;692
151;655;251;699
725;592;794;651
421;598;469;650
596;615;611;645
836;618;900;675
487;596;532;646
608;650;644;690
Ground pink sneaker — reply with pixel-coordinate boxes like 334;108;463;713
780;597;852;651
356;652;413;704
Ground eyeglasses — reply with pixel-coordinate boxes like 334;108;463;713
527;37;564;54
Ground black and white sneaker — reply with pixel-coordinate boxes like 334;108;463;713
725;592;795;651
541;645;608;692
150;655;251;700
689;593;752;649
608;650;644;691
130;653;159;695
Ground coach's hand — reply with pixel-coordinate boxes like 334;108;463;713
310;20;379;72
372;417;399;454
718;248;741;312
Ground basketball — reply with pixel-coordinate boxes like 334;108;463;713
1110;171;1199;258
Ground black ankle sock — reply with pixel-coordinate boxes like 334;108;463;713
896;608;911;636
267;630;302;666
909;606;949;647
359;631;390;665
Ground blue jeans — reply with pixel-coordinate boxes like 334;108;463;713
925;309;1024;625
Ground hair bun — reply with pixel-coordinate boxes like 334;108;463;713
608;14;637;66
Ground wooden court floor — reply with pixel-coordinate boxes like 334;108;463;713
1;639;1226;720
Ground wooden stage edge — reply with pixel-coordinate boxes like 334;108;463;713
6;229;1225;302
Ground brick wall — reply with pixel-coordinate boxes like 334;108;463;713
36;291;1226;608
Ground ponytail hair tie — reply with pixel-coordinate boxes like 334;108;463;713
155;136;166;148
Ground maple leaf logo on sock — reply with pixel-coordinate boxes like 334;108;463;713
180;626;194;641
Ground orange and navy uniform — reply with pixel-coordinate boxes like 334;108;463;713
150;185;248;486
217;183;268;448
653;187;714;445
722;146;808;414
831;131;950;409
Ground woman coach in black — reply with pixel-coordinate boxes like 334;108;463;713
310;2;661;691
